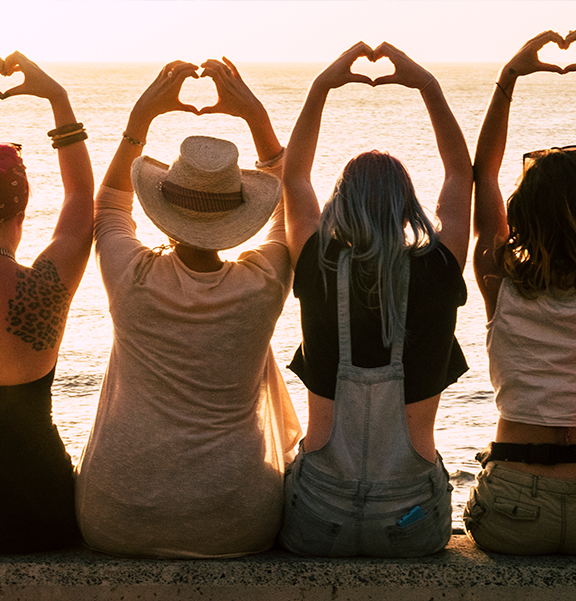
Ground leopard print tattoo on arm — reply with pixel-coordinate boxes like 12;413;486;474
5;259;71;351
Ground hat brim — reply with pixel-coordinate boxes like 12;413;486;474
132;155;281;250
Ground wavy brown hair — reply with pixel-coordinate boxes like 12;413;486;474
502;149;576;297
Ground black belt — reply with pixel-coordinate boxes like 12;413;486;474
476;441;576;468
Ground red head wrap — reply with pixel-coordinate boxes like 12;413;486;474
0;144;28;224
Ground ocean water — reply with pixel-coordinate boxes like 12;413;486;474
4;61;576;528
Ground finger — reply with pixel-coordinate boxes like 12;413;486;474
161;60;187;74
2;58;22;77
536;61;565;74
3;50;25;70
201;59;226;69
549;30;566;48
201;60;231;79
171;63;199;81
528;30;564;51
373;41;402;60
222;56;240;78
372;74;398;86
563;62;576;73
348;73;374;85
2;84;27;98
344;41;374;62
176;102;199;115
200;61;234;88
197;103;219;116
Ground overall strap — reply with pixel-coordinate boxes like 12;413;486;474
389;254;410;365
336;249;353;366
337;250;411;367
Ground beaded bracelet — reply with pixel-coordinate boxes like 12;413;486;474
51;131;88;149
122;132;146;147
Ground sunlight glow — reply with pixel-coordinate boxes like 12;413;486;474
0;1;575;64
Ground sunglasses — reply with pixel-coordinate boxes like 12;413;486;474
523;145;576;171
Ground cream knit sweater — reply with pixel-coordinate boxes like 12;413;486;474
76;158;301;558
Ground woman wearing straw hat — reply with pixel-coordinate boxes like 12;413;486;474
75;58;301;558
278;42;472;557
0;52;93;552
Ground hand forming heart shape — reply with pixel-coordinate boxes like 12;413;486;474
0;52;28;100
501;31;576;79
534;32;576;71
0;70;25;100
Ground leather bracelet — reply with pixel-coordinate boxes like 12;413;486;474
51;128;86;141
47;122;84;138
52;130;88;149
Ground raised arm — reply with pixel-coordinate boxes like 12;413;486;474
283;42;374;267
199;57;282;163
374;42;473;271
101;61;199;194
3;51;94;291
198;57;286;249
473;31;565;318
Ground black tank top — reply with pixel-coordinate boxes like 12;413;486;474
0;367;80;552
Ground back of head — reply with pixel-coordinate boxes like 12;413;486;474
318;150;437;345
0;143;28;225
505;149;576;295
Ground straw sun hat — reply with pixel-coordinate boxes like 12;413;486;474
131;136;281;250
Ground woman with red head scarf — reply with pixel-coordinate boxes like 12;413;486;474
0;52;93;552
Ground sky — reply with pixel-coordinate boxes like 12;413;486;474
1;1;576;65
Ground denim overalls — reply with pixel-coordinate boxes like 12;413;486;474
279;250;452;557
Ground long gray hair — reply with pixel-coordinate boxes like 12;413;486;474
318;150;438;346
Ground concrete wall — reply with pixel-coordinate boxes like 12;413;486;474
0;535;575;601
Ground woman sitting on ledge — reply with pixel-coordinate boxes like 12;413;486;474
0;53;93;553
464;30;576;555
278;42;472;558
75;58;301;558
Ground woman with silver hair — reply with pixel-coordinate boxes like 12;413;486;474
0;52;93;552
279;42;472;557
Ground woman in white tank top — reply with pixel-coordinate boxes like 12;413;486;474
464;30;576;555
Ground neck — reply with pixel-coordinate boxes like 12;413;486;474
0;247;16;261
175;244;223;273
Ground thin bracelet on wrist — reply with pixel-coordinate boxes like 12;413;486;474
122;132;146;147
495;81;512;103
419;77;436;93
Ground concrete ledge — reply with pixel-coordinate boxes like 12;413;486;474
0;535;575;601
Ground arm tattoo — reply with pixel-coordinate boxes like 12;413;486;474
5;259;72;351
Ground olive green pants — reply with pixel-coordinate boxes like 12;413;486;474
464;461;576;555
